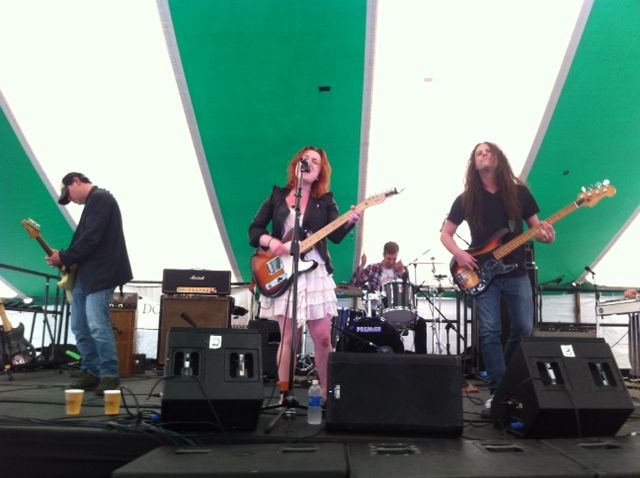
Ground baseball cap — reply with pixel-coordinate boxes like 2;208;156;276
58;172;90;205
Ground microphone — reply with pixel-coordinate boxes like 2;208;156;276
584;265;596;276
180;312;198;328
300;158;311;173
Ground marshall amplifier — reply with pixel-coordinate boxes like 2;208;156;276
162;269;231;295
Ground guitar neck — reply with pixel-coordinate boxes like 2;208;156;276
35;236;55;257
0;303;13;333
300;202;367;254
493;201;579;260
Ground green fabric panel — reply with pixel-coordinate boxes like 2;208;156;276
528;0;640;285
0;108;74;302
168;0;367;283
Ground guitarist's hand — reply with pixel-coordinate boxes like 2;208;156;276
347;206;362;224
270;239;291;256
454;250;478;271
535;221;556;244
46;250;63;268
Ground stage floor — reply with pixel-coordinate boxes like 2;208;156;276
1;365;639;478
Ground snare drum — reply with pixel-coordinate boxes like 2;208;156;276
381;280;416;327
336;317;404;354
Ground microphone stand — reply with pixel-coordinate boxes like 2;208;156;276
264;162;308;433
586;267;601;337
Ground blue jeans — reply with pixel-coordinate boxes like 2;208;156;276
70;278;118;377
475;274;533;393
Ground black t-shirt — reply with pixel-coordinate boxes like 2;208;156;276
447;185;539;276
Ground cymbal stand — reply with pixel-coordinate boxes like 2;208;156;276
426;286;444;354
407;248;431;286
416;284;465;355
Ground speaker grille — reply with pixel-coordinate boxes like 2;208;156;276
158;296;232;363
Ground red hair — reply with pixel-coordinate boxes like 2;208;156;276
285;146;332;198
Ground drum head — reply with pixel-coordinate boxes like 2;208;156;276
337;318;404;354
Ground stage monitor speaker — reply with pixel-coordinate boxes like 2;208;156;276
158;295;232;364
491;336;634;438
161;327;263;431
326;352;463;436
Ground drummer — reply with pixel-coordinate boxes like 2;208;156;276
350;241;408;293
351;242;427;354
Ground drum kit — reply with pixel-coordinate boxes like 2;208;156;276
332;258;454;355
334;280;416;354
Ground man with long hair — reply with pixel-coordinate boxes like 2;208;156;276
440;142;555;407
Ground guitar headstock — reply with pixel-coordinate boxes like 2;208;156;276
22;218;42;239
576;180;616;208
361;188;399;208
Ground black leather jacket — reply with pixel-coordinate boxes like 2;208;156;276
248;186;354;275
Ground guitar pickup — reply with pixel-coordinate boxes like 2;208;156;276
266;256;284;274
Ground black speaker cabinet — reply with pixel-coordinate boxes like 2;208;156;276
326;352;463;435
109;308;136;377
248;318;280;379
491;336;634;438
158;295;232;364
161;328;263;431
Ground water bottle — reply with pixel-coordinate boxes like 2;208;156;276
307;380;323;425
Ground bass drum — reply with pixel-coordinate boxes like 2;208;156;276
336;317;404;354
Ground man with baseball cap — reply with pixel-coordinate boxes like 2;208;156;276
47;172;132;395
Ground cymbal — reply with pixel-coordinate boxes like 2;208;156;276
335;285;363;297
409;261;446;265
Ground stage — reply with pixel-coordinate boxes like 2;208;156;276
1;364;639;478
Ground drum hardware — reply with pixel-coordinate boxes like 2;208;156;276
415;285;465;355
407;248;431;287
362;292;381;318
296;322;315;376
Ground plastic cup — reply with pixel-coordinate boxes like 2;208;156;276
103;390;122;415
65;389;84;416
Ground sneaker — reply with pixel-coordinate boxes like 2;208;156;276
485;395;494;409
69;371;99;390
95;376;120;396
481;395;494;419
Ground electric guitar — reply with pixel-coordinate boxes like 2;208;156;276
251;188;399;298
0;301;35;367
450;181;616;296
22;218;77;303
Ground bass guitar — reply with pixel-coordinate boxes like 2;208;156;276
251;188;398;298
450;181;616;296
22;218;77;303
0;301;35;367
